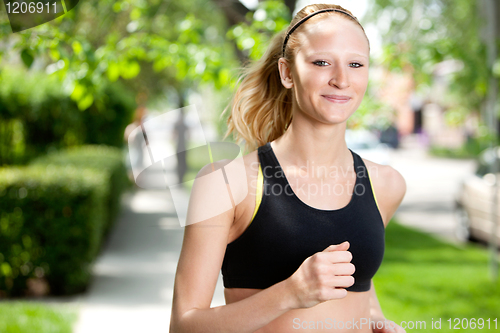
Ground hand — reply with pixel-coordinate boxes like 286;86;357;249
371;317;406;333
285;241;355;309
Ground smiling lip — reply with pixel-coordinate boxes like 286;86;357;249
322;95;351;103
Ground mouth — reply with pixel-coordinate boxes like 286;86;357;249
322;95;351;103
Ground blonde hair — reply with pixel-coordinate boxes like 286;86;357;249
222;4;368;153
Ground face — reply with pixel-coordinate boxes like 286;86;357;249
279;16;369;125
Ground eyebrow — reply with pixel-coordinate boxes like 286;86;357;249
306;51;369;59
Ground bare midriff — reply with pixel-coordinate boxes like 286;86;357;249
224;288;372;333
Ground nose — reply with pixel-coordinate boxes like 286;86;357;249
329;65;350;89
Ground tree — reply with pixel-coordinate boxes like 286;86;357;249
0;0;242;111
364;0;500;137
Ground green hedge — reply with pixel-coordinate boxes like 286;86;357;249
30;145;129;238
0;145;128;297
0;165;107;296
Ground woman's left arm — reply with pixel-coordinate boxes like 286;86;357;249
367;163;407;333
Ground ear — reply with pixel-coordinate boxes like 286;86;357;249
278;58;294;89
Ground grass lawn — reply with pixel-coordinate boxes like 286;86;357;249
0;301;78;333
375;221;500;332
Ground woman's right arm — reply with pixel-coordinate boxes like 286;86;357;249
169;159;355;333
169;158;298;333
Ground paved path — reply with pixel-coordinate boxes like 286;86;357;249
69;145;476;332
388;147;475;243
73;189;182;333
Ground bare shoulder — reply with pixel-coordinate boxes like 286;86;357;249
362;158;406;226
362;159;406;196
195;148;258;181
242;148;260;172
194;148;259;222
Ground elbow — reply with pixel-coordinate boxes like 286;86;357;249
170;308;199;333
170;317;188;333
169;316;180;333
169;312;179;333
169;308;184;333
170;313;188;333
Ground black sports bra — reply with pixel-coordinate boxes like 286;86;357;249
221;142;385;292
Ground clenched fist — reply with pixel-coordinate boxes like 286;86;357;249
285;241;356;309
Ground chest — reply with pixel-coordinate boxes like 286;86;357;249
277;171;358;211
252;193;385;264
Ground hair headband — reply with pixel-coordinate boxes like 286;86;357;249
282;8;360;57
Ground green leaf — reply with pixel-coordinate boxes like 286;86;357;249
218;68;230;86
120;60;141;79
72;41;83;55
107;62;120;82
70;82;86;101
49;48;60;61
112;2;122;13
130;8;141;21
77;93;94;111
1;262;12;277
20;49;34;69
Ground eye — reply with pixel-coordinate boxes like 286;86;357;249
313;60;364;68
312;60;329;66
350;62;364;68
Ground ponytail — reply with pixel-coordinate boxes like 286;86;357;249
222;30;293;153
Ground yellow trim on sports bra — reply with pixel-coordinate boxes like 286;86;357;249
208;142;214;163
249;163;380;222
250;163;264;223
366;167;380;212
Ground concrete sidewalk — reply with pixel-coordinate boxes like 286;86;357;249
389;146;475;243
73;189;181;333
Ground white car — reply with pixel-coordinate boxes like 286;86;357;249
455;147;500;245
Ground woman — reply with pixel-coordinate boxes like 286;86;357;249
170;4;407;332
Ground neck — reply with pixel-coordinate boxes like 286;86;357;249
271;112;352;171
